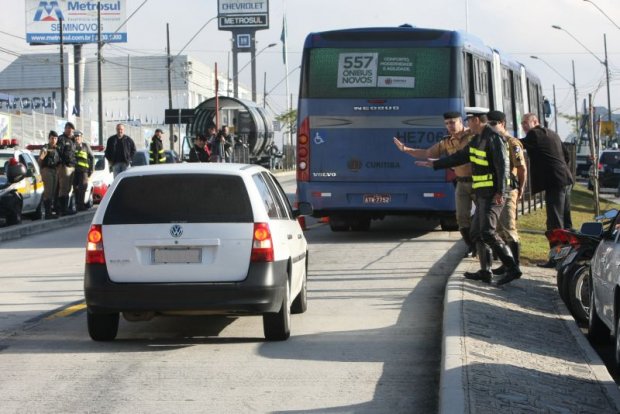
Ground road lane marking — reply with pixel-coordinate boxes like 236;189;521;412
45;302;86;320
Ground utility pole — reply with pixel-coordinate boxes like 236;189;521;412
251;36;257;101
59;18;65;118
572;60;579;135
97;4;103;145
166;23;174;149
589;94;600;216
552;84;558;130
604;34;611;123
263;71;267;108
127;54;131;122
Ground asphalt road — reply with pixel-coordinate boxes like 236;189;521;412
0;174;461;413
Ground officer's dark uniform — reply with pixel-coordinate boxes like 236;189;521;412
73;131;94;211
431;111;521;285
149;130;166;164
56;124;77;215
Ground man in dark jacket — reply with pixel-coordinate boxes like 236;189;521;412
149;129;166;164
56;122;77;216
520;113;574;267
417;108;521;285
105;123;136;177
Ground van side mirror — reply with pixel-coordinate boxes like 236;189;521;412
580;221;603;237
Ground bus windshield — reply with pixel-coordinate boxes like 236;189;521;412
302;47;452;99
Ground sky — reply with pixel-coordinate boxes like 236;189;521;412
1;0;620;138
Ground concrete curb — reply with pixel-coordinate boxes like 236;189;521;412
0;209;96;243
439;272;467;414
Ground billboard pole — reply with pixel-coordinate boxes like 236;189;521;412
166;23;174;149
59;18;65;118
97;4;103;145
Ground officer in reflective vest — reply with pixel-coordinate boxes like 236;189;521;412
416;108;522;285
149;129;166;164
73;131;94;212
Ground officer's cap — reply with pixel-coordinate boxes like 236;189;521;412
487;110;506;122
74;130;83;137
443;111;461;120
65;122;75;130
464;107;489;118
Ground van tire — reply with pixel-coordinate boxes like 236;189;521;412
27;200;43;220
291;260;308;314
263;279;291;341
440;217;459;231
87;309;119;341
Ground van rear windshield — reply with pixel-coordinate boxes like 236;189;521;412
103;174;253;224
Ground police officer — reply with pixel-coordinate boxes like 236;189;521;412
416;108;521;285
39;130;60;219
56;122;77;216
487;110;527;275
73;131;94;211
149;128;166;164
393;111;476;256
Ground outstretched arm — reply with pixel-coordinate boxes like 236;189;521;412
393;137;429;159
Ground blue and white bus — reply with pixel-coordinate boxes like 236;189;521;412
296;25;545;231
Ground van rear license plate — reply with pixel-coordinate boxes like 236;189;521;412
153;248;202;264
363;194;391;204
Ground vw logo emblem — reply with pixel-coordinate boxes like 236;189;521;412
170;224;183;238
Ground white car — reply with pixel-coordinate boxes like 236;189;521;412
0;148;44;224
91;152;113;203
84;163;312;341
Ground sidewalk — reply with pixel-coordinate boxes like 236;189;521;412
440;256;620;413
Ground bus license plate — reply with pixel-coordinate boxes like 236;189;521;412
363;194;391;204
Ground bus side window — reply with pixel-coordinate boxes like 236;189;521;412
464;53;475;107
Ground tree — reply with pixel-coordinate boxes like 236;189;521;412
276;109;297;135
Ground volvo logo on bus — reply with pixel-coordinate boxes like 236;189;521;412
170;224;183;238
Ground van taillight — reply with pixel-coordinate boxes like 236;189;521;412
86;224;106;264
297;117;310;182
251;223;274;262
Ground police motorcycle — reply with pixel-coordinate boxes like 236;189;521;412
544;209;617;323
0;158;28;226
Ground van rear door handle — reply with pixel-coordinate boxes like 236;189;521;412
287;234;293;240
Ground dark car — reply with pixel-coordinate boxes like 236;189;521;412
589;150;620;191
131;149;179;166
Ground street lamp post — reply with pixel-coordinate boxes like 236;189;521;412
530;55;579;135
583;0;620;31
551;25;612;124
233;42;277;101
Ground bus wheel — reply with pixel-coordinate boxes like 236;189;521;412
440;217;459;231
351;217;371;231
329;215;349;232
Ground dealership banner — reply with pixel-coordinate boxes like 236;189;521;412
218;0;269;30
25;0;127;45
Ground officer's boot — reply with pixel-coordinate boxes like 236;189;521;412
492;241;520;275
463;242;492;283
57;196;67;217
495;242;522;286
459;227;475;258
44;200;55;220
